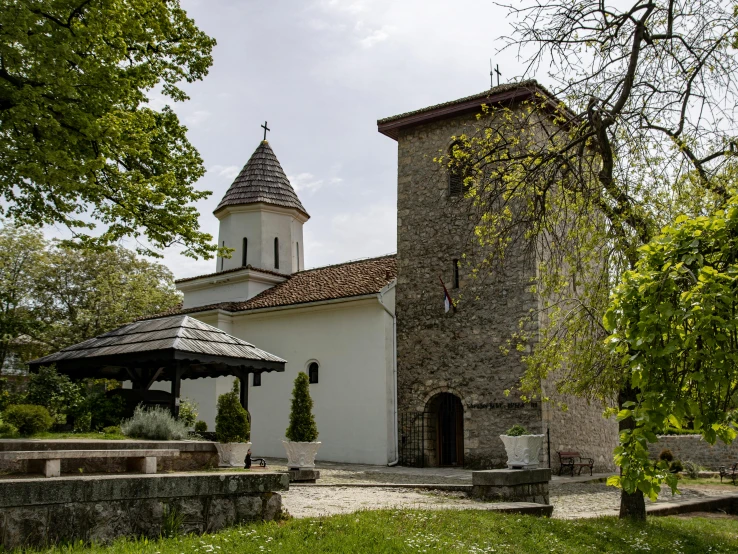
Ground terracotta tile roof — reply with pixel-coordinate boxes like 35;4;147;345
150;255;397;319
214;140;309;218
175;265;289;284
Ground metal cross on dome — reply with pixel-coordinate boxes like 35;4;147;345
261;121;270;140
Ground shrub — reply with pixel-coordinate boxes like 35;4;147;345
194;420;208;433
0;415;19;437
505;424;529;437
74;412;92;433
683;460;705;479
3;404;54;436
103;426;121;435
178;397;198;428
659;449;674;462
285;372;318;442
26;365;84;424
83;387;126;430
670;459;684;473
215;380;250;443
121;405;189;440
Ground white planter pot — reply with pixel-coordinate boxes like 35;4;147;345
215;442;252;467
282;440;321;469
499;434;545;469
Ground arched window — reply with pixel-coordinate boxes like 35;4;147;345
308;362;319;384
274;237;280;269
448;141;471;197
242;237;248;267
296;242;300;271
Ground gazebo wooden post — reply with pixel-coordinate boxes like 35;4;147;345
240;372;249;412
171;364;183;419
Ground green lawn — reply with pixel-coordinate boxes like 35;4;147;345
0;431;129;441
31;510;738;554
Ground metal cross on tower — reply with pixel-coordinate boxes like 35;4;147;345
261;121;270;140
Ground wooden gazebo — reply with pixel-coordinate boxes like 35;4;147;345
28;315;286;416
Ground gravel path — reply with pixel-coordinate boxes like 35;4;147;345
260;460;738;520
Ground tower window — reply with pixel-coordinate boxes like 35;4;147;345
296;242;300;271
448;141;471;197
274;237;279;269
253;372;261;387
452;259;460;289
308;362;319;384
242;237;248;267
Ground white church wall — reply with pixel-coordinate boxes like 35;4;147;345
216;209;263;272
183;298;394;466
180;279;274;309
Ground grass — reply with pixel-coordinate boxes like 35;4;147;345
680;476;737;487
0;431;128;440
26;510;738;554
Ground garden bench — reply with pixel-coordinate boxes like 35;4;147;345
0;449;179;478
719;463;738;484
557;451;594;476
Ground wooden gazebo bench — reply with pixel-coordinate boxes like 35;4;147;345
557;451;595;476
0;449;179;477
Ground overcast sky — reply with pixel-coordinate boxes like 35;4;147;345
133;0;535;279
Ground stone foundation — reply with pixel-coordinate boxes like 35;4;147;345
471;468;551;504
0;472;288;549
287;468;320;483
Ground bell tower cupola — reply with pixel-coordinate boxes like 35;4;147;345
214;140;309;274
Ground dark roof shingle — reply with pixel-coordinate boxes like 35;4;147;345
215;141;309;217
151;255;397;318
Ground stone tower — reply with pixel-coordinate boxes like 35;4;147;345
378;82;617;470
215;141;309;274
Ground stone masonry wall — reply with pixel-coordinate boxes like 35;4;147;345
0;472;287;549
648;435;738;470
395;112;543;469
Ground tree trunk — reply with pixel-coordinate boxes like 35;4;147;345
618;385;646;520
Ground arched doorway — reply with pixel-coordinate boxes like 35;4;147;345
426;393;464;466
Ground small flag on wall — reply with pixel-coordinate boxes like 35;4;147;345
439;276;453;313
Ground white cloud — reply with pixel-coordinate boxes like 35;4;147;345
209;165;241;180
288;172;343;194
185;110;212;126
359;26;391;48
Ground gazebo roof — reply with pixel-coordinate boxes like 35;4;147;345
28;315;286;381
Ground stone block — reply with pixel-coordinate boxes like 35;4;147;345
287;468;320;483
235;496;263;522
472;468;551;487
126;456;157;474
44;459;60;477
263;493;282;520
207;498;236;532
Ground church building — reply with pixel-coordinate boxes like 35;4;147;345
157;81;617;470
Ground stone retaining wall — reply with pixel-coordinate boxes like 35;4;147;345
0;472;288;549
0;439;218;474
648;435;738;470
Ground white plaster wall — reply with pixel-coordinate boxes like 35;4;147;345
216;205;305;274
180;279;273;309
183;298;394;465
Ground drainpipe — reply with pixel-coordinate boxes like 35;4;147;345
378;285;399;467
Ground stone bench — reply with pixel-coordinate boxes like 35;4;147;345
0;449;179;477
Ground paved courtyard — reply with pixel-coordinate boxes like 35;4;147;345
259;459;738;519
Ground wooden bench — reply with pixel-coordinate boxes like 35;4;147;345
0;449;180;477
719;463;738;484
557;451;595;476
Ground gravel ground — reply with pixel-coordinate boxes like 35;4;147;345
261;460;738;520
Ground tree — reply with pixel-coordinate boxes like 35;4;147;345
447;0;738;518
31;244;181;351
0;0;217;258
25;364;84;424
0;222;46;370
285;372;318;442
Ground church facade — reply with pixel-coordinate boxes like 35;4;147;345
159;81;617;470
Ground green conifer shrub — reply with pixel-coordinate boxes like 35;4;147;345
194;420;208;433
215;380;250;443
3;404;54;436
285;372;318;442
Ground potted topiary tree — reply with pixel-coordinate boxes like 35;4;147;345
214;380;251;467
282;372;320;469
499;424;545;469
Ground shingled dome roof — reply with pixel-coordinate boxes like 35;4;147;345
214;141;309;218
